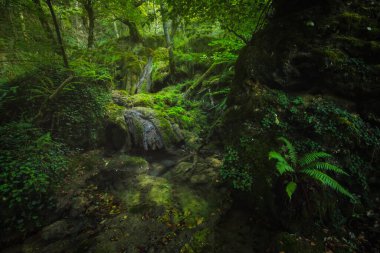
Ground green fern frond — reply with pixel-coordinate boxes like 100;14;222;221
303;162;348;176
277;137;297;166
269;151;294;175
299;152;332;166
269;151;287;164
276;162;295;175
301;169;354;199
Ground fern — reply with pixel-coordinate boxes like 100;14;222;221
268;137;354;200
277;137;297;166
269;151;294;175
269;151;288;164
301;169;354;199
303;162;348;176
299;152;332;166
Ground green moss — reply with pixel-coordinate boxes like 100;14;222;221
370;41;380;53
128;93;155;107
190;228;211;251
314;47;347;64
339;12;369;24
138;175;173;207
124;156;148;168
334;35;367;48
106;103;126;129
125;190;141;207
111;84;205;149
106;155;148;174
176;188;210;226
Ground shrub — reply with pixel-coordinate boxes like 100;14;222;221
0;121;67;233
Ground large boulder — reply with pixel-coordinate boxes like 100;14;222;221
105;92;184;152
232;0;380;119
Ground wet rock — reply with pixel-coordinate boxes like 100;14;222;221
41;220;70;241
150;159;176;176
105;103;184;152
106;155;149;175
124;109;165;151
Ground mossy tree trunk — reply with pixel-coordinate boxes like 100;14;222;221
160;2;176;79
83;0;95;49
32;0;56;45
45;0;69;68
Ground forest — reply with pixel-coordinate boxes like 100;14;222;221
0;0;379;252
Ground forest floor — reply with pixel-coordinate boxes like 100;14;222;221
2;145;242;253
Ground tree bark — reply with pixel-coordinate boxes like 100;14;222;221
32;0;55;44
136;56;153;93
160;3;175;79
45;0;69;68
83;0;95;48
113;21;120;38
119;19;142;43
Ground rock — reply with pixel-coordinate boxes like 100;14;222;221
41;220;70;241
70;196;91;218
124;109;165;151
105;103;184;152
104;103;131;152
190;174;208;184
170;162;193;182
150;159;176;176
106;155;149;175
271;232;323;253
232;0;380;117
205;157;223;168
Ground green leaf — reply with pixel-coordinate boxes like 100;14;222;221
269;151;294;175
277;137;297;166
286;181;297;200
301;169;354;199
299;152;332;166
303;162;348;176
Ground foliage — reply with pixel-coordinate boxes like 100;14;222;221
0;121;67;232
220;147;253;191
50;82;111;148
166;0;271;40
269;137;354;200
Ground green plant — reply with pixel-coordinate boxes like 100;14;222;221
269;137;354;200
0;121;67;232
220;147;252;191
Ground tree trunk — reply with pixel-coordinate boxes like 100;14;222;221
83;0;95;48
19;12;27;40
160;3;175;79
113;21;120;38
45;0;69;68
120;19;142;43
136;56;153;93
32;0;55;44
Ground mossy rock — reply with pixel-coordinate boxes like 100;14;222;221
104;102;131;152
272;232;323;253
105;155;149;174
126;107;184;150
232;0;380;116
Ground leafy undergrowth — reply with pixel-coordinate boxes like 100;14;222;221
0;122;67;237
221;82;380;251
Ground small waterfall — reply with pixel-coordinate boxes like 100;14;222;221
124;109;164;151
